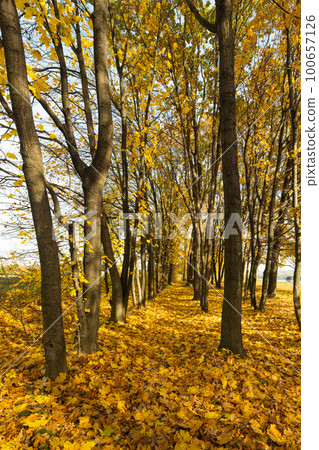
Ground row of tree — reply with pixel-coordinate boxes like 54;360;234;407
0;0;300;378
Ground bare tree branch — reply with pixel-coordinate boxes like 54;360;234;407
184;0;217;33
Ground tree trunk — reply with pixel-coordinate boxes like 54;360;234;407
77;0;115;337
77;188;103;354
136;262;143;308
101;213;125;322
0;0;67;378
140;237;147;307
200;236;211;313
243;256;250;300
216;239;224;288
183;240;188;282
249;179;267;309
168;263;174;285
286;26;301;331
267;256;279;298
192;222;201;301
187;237;194;286
216;0;244;355
68;222;81;300
267;158;292;297
155;239;162;293
259;124;285;311
104;263;110;296
242;240;250;300
148;240;155;301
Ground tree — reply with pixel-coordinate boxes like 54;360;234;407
215;0;243;354
185;0;244;354
0;0;67;378
286;22;301;330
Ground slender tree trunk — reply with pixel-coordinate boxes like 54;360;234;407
192;222;201;300
77;188;103;354
161;242;169;290
104;263;110;296
108;0;131;307
286;26;301;331
168;263;175;285
243;256;250;300
216;239;224;288
136;262;143;308
155;239;161;293
187;237;194;286
68;222;81;300
148;240;155;301
132;271;137;307
267;158;292;297
267;255;279;298
183;240;188;282
140;237;147;307
242;240;250;300
216;0;244;355
249;178;268;309
200;236;212;313
101;213;125;322
259;124;285;311
0;0;67;378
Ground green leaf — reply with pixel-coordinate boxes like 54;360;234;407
100;426;114;437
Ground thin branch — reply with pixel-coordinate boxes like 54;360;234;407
184;0;217;33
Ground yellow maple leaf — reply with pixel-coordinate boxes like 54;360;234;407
240;401;254;417
117;400;126;412
63;442;80;450
217;431;234;445
204;411;219;419
54;372;67;383
177;408;190;420
34;395;49;405
23;415;49;428
79;416;91;428
267;424;285;445
250;419;263;435
80;441;96;450
221;375;228;389
188;385;200;395
176;429;192;443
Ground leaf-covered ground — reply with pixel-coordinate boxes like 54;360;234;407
0;282;300;449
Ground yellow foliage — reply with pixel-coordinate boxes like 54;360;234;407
0;282;300;448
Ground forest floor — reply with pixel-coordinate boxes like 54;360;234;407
0;281;300;449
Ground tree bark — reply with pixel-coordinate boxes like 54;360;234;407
0;0;67;378
286;26;301;331
259;123;285;311
148;240;155;301
78;188;103;353
101;213;125;322
77;0;114;349
267;158;292;297
136;262;143;308
192;221;202;300
68;222;81;301
216;0;244;354
35;0;114;350
184;0;244;352
140;236;147;307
